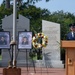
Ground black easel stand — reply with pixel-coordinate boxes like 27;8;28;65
11;44;14;67
25;49;36;73
26;49;28;72
31;55;36;73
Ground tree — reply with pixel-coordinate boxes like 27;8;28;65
2;0;50;9
5;0;10;8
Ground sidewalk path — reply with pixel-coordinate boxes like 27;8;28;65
0;67;66;75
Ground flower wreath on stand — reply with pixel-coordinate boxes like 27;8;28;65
29;33;48;60
32;33;48;49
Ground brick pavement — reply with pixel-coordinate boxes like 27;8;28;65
0;67;65;75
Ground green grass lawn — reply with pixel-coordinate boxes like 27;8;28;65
0;55;2;60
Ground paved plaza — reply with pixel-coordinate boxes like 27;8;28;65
0;67;65;75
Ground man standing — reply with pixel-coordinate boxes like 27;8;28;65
66;23;75;40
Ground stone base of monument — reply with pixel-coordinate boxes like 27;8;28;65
35;60;64;68
35;60;45;67
3;67;21;75
50;60;64;68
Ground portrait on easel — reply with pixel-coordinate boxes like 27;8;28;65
0;31;10;49
18;31;32;49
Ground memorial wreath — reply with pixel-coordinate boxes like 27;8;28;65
32;33;48;49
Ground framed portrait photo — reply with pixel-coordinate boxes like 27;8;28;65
0;31;10;49
18;31;32;49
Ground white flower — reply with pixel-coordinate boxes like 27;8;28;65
32;33;48;49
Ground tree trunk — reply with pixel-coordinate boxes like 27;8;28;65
5;0;10;9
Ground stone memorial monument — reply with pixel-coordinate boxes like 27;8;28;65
42;20;64;68
0;14;30;67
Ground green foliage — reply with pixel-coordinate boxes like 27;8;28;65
29;48;42;60
1;0;50;9
29;49;37;60
0;5;75;39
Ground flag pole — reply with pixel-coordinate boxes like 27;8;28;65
13;0;17;66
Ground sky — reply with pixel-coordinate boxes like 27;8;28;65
0;0;75;14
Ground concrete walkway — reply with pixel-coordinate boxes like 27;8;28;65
0;67;66;75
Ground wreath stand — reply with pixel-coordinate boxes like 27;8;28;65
25;49;36;73
3;41;21;75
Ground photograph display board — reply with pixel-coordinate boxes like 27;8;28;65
0;31;10;49
18;31;32;49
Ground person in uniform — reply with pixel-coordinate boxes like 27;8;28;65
66;23;75;40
